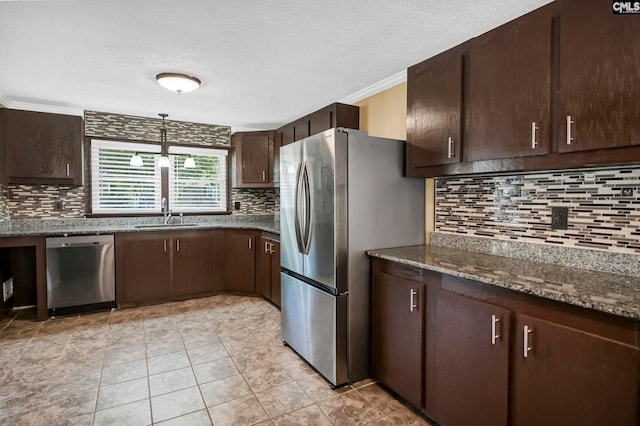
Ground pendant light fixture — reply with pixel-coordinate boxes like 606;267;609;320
156;73;201;94
129;153;143;167
158;113;170;168
184;156;196;169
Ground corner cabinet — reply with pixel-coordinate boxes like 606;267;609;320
1;109;83;185
115;230;218;306
370;257;639;426
231;131;276;188
258;234;280;307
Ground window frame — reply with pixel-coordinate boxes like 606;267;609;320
86;137;232;216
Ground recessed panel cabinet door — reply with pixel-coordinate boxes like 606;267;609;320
269;240;281;307
557;0;640;153
258;236;272;300
372;272;424;408
433;290;511;426
407;53;462;168
466;17;551;161
512;314;638;426
172;233;215;297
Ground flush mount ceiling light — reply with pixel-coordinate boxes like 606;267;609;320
158;113;170;168
156;73;201;94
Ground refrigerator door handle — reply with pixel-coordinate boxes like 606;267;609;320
301;161;312;254
294;162;305;253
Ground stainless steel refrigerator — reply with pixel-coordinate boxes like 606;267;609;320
280;128;425;387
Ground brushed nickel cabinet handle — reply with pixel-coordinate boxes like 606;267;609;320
409;289;417;312
523;325;533;358
66;163;70;176
176;239;180;252
531;122;539;149
447;137;454;159
248;238;252;250
491;315;501;345
265;240;270;253
566;116;574;145
262;170;266;181
163;240;167;253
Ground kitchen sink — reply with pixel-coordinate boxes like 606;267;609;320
133;223;200;229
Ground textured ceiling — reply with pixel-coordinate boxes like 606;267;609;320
0;0;553;132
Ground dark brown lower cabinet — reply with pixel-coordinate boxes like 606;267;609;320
115;230;216;305
258;235;281;307
116;233;172;305
512;314;639;426
172;233;217;297
372;270;424;408
433;290;511;426
369;258;639;426
223;230;257;293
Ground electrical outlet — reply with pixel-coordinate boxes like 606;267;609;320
234;201;241;210
551;206;569;230
621;187;634;197
3;278;14;302
53;200;64;211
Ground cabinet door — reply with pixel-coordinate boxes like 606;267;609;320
257;236;271;300
223;231;256;293
466;17;551;161
293;119;309;142
239;133;271;184
407;53;462;168
269;240;281;307
512;314;638;426
4;109;82;184
372;271;423;408
118;235;171;304
557;1;640;153
172;233;216;297
433;290;511;426
281;125;295;146
309;106;333;137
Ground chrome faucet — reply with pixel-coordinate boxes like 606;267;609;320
161;197;172;224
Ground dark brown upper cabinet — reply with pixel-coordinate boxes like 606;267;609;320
2;109;83;185
406;51;463;171
556;0;640;153
277;102;359;147
231;130;275;188
466;16;552;162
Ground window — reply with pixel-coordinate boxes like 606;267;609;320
91;140;161;214
168;146;228;213
90;139;229;214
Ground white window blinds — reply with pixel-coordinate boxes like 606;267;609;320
168;146;228;213
91;140;161;214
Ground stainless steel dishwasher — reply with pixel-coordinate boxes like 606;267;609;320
46;234;116;316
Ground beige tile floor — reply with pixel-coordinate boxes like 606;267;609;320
0;295;431;425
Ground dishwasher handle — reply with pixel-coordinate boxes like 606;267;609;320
60;242;105;248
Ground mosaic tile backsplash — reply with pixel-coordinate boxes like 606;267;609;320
6;185;85;219
85;111;230;147
436;166;640;254
231;188;279;215
0;184;7;221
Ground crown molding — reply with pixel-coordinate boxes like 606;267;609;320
338;70;407;104
0;93;84;116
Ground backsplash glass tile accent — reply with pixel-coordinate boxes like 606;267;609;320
0;184;7;222
231;188;279;215
436;166;640;254
6;185;85;219
85;111;230;146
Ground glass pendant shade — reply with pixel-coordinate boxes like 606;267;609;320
158;155;170;168
156;73;201;94
184;157;196;169
129;153;143;167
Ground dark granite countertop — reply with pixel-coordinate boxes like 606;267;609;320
368;245;640;320
0;217;279;238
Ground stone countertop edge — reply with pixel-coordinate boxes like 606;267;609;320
367;245;640;320
0;220;280;238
